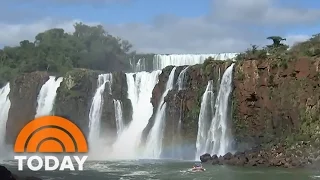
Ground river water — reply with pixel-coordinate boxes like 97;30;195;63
3;160;320;180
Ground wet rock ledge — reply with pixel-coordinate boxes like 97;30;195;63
200;142;319;168
0;165;41;180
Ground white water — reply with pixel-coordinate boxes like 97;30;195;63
0;83;11;155
175;99;183;159
205;63;235;156
153;53;237;70
130;58;147;72
195;80;215;159
88;74;112;147
111;71;161;159
35;76;63;117
177;66;189;90
144;67;177;158
114;99;124;135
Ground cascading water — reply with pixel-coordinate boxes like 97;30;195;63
177;66;189;90
0;83;11;156
130;53;238;71
167;66;189;159
204;63;235;156
130;58;147;72
88;74;112;147
111;71;161;159
35;76;63;117
195;80;215;159
113;99;124;135
175;99;183;159
144;67;177;158
153;53;237;70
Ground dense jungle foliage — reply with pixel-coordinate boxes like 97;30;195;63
0;22;135;85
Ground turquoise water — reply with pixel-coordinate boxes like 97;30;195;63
3;159;320;180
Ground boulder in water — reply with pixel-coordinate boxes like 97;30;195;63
200;153;212;162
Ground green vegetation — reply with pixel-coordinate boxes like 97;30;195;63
0;22;136;85
235;33;320;63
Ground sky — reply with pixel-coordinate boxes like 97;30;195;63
1;0;320;54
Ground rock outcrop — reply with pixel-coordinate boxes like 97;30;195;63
6;71;49;144
54;68;131;142
145;59;233;158
200;141;317;168
54;68;102;137
141;65;175;143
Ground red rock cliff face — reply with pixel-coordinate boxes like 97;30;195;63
232;58;320;149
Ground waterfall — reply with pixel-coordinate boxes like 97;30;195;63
205;63;235;156
35;76;63;117
144;67;177;158
153;53;237;70
0;83;11;155
111;70;161;159
177;66;189;90
130;58;146;72
88;74;112;146
113;99;124;135
195;80;215;159
175;99;183;159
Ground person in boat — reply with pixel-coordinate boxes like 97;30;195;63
192;163;205;171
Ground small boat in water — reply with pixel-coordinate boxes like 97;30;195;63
191;167;206;172
190;163;205;172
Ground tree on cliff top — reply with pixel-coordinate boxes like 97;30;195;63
0;22;135;85
267;36;286;47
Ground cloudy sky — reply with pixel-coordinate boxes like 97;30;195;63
1;0;320;54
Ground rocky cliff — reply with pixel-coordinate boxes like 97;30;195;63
143;59;233;158
146;57;320;166
3;56;320;167
231;58;320;166
54;69;132;143
5;68;131;145
6;71;49;144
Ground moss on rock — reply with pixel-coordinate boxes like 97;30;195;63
54;68;102;136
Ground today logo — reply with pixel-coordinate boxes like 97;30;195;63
13;115;88;171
